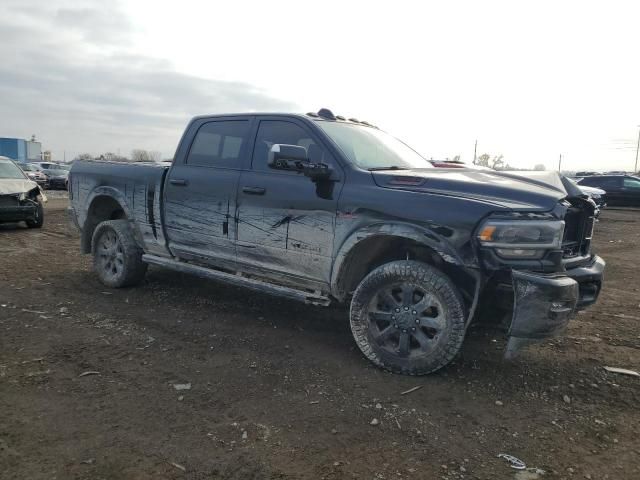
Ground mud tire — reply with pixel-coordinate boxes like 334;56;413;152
350;260;466;375
92;220;147;288
25;202;44;229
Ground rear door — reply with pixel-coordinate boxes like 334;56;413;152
164;117;252;267
236;117;342;288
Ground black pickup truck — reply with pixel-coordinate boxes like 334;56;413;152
68;109;605;375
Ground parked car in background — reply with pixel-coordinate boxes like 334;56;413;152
577;184;606;209
577;175;640;206
565;177;606;209
29;162;60;171
0;156;45;228
40;166;69;190
19;163;49;188
575;171;599;177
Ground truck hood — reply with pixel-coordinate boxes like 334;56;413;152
0;178;39;196
371;168;570;211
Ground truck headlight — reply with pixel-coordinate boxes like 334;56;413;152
477;219;565;259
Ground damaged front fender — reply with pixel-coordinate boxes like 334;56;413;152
505;270;579;358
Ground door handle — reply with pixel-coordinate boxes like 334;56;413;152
242;186;266;195
169;178;188;186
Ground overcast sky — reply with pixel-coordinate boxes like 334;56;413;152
1;0;639;171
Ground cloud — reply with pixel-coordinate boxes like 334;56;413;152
0;0;297;159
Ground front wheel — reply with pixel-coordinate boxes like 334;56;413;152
92;220;147;288
350;260;466;375
26;202;44;228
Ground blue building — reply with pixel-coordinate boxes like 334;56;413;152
0;138;27;162
0;137;41;163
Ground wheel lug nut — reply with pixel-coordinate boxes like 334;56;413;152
395;308;400;313
402;329;407;333
412;311;417;315
404;307;409;311
391;315;395;320
412;327;416;331
394;324;398;328
415;319;419;324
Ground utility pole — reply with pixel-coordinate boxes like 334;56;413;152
634;126;640;174
558;154;562;172
473;139;477;165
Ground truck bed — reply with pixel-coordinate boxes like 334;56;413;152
69;160;171;256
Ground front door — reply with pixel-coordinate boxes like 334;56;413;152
236;118;342;289
164;117;252;267
621;176;640;206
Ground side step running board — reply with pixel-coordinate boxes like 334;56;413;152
142;254;331;306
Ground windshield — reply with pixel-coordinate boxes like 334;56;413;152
0;160;28;179
317;122;432;170
21;164;36;172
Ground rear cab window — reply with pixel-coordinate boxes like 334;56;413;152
187;120;250;168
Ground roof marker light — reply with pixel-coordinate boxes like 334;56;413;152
317;108;336;120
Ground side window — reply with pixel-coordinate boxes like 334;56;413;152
582;177;620;189
252;120;330;172
599;177;622;189
187;120;249;168
623;177;640;189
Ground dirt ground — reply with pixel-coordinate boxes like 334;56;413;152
1;195;639;480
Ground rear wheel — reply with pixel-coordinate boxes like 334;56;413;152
350;260;466;375
92;220;147;287
26;202;44;229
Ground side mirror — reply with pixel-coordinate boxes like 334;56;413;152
268;144;309;170
268;143;333;181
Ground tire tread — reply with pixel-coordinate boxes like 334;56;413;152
91;220;147;288
350;260;466;375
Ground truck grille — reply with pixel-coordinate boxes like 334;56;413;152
562;206;594;258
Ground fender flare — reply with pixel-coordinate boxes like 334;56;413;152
330;222;482;325
80;186;141;253
330;222;465;297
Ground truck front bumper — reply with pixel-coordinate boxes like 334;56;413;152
505;255;605;358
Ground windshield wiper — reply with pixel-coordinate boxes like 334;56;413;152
367;166;408;171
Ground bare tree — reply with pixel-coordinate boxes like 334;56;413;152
98;152;128;162
490;155;504;170
474;153;490;167
131;149;150;162
131;149;162;162
73;153;94;162
474;153;504;169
